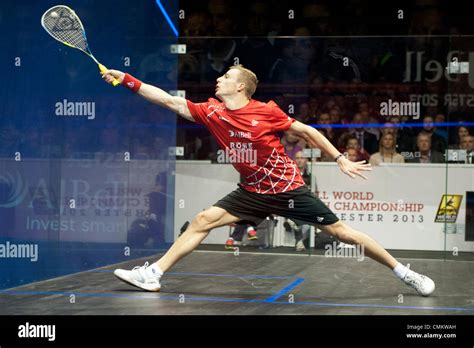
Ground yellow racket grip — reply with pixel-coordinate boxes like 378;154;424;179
98;63;120;86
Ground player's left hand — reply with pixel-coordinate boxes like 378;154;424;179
336;156;372;180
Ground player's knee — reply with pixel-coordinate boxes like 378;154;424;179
192;211;215;231
329;222;360;245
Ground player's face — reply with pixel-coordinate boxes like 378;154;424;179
215;69;243;99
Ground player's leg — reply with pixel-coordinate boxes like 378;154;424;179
275;186;435;296
157;206;240;272
317;221;435;296
114;206;240;291
317;221;397;268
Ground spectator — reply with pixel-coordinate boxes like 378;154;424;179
407;132;445;164
380;121;396;137
225;224;258;249
179;12;212;82
285;150;314;251
308;96;320;118
294;150;313;188
460;135;474;164
295;102;312;123
389;115;415;152
449;126;471;149
281;131;306;160
369;133;405;165
420;115;446;154
344;134;370;162
200;0;240;81
317;112;341;146
238;1;276;82
350;113;378;154
329;107;341;124
360;109;380;140
269;33;318;88
434;113;448;143
345;148;360;162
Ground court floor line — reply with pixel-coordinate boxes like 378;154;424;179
264;278;305;303
1;289;473;312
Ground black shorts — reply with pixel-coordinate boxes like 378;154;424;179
213;185;339;227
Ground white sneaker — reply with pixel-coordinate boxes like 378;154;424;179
402;264;435;296
295;240;306;252
113;262;161;292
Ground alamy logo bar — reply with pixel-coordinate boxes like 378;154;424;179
18;322;55;341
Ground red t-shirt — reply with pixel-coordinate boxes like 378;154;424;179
186;98;305;194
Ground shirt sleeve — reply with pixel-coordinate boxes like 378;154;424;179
186;99;211;125
267;100;296;132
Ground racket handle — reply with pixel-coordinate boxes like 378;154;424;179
98;63;120;87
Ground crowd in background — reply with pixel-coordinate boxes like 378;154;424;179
1;0;474;164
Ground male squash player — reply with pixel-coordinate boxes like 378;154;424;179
102;65;435;296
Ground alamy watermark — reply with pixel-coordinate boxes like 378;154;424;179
324;242;365;261
380;99;420;120
217;141;257;166
55;99;95;120
0;241;38;262
18;322;55;341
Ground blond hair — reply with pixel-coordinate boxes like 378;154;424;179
379;133;396;156
229;64;258;98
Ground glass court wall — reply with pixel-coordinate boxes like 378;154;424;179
175;35;474;259
0;0;179;289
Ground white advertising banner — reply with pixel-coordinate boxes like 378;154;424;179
175;161;474;252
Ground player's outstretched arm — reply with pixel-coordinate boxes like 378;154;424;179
289;120;372;179
101;69;194;122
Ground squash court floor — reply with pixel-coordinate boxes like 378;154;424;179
0;249;473;315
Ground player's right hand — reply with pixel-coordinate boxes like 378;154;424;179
101;69;125;85
337;156;372;180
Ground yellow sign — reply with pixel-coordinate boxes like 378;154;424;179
435;194;463;223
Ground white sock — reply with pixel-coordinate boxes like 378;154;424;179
393;262;409;279
145;262;163;278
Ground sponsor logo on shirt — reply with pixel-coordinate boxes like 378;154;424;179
251;119;259;126
230;142;253;149
229;130;252;139
206;104;226;118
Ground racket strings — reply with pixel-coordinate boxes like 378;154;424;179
42;7;89;53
